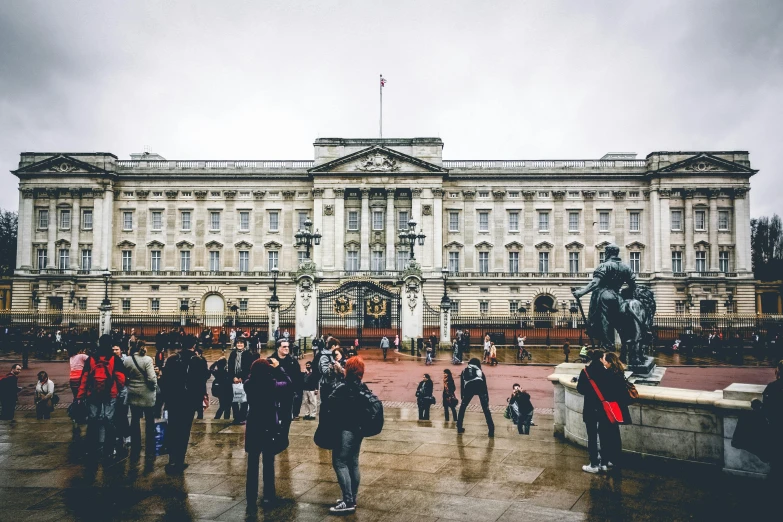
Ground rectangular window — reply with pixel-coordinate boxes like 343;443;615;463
297;251;307;265
478;212;489;232
78;297;87;311
209;251;220;271
37;248;47;269
347;210;359;231
509;301;518;314
210;211;220;231
345;251;359;272
371;251;385;272
122;299;131;313
269;211;279;231
239;211;250;231
479;301;489;314
569;252;580;273
268;251;278;271
478;252;489;273
629;191;640;198
695;251;707;272
150;250;161;272
538;212;549;232
629;211;640;232
695;210;706;231
58;248;69;270
451;300;460;315
239;298;248;312
508;252;519;274
672;251;683;273
599;251;606;265
568;191;580;198
719;251;730;273
718;211;730;231
180;299;189;311
298;211;308;231
122;250;132;271
38;209;49;229
123;211;133;231
448;211;459;232
396;250;409;270
449;251;460;273
479;191;490;198
599;191;610;198
538;191;549;198
180;251;190;272
152;191;162;197
509;191;520;198
539;252;549;273
675;301;685;314
568;212;579;232
671;210;682;231
181;191;192;197
599;211;610;232
629;252;640;273
82;209;93;230
81;249;92;271
239;251;249;272
508;212;519;232
151;211;162;230
181;211;191;230
59;209;71;230
398;211;409;230
150;298;160;312
372;211;384;231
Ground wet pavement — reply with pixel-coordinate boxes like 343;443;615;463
0;404;772;521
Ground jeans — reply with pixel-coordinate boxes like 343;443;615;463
444;400;457;421
457;390;494;434
332;430;363;505
231;402;248;422
130;405;156;453
518;412;533;434
585;419;603;467
292;392;303;419
418;401;431;420
302;391;317;417
246;451;276;502
167;407;196;466
214;395;232;419
0;399;15;420
87;398;116;456
36;399;52;419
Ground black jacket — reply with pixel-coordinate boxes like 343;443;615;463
763;378;783;434
511;391;534;416
577;361;608;422
267;353;300;426
227;350;259;382
460;363;488;397
161;349;210;410
209;358;233;400
328;378;369;433
244;362;292;455
416;379;434;403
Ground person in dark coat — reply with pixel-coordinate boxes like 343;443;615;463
599;351;631;470
509;387;535;435
442;369;458;422
161;335;210;473
209;357;233;420
576;349;609;473
227;338;258;423
762;359;783;482
267;338;300;429
416;374;434;420
0;363;22;420
456;358;494;437
244;357;292;510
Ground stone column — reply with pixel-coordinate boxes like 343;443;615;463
493;190;507;270
313;188;325;268
360;188;370;271
334;188;345;271
102;187;114;272
522;191;535;270
659;189;671;273
401;268;423;342
684;190;695;272
432;188;444;271
268;304;279;343
463;190;475;270
583;191;596;269
421;191;434;271
295;268;317;341
92;189;104;270
733;188;750;273
651;189;661;273
46;192;57;268
71;194;81;270
552;191;565;270
385;191;395;270
17;189;34;269
708;190;719;270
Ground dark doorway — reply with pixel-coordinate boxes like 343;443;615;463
700;300;717;314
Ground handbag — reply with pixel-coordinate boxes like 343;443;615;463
448;395;459;408
626;379;639;400
68;399;88;424
584;368;624;424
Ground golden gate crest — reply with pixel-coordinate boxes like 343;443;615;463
333;295;353;317
365;294;387;319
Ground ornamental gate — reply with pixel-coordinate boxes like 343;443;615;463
317;280;401;347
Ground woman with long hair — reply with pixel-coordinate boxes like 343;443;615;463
416;373;434;420
124;341;157;456
442;369;458;422
600;351;631;471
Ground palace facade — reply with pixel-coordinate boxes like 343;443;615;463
11;137;756;317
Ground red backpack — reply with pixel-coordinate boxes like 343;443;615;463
86;357;115;399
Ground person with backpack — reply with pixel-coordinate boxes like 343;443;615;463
456;358;494;437
161;334;210;474
416;374;435;420
77;334;127;461
124;342;157;457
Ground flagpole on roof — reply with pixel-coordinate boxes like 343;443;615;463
379;74;383;139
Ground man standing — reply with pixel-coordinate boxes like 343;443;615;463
762;360;783;482
380;336;389;360
456;358;494;437
161;334;210;473
268;338;301;426
227;338;258;423
301;361;318;420
0;364;22;420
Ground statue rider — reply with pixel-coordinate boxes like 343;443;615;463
572;244;636;351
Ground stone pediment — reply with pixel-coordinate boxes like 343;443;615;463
264;241;282;249
535;241;554;250
626;241;646;249
595;241;612;249
234;240;253;249
13;154;107;175
444;241;464;249
565;241;584;250
656;153;756;175
504;241;524;250
309;145;448;175
117;240;136;248
344;240;361;248
147;240;165;249
474;241;494;249
205;240;223;249
176;240;194;249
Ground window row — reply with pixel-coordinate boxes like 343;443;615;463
36;248;92;270
443;251;643;274
117;249;295;272
670;209;731;232
37;209;93;231
447;210;643;233
671;251;732;273
116;298;250;313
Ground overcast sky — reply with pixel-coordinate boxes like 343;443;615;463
1;0;781;217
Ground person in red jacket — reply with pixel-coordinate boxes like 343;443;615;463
77;334;126;461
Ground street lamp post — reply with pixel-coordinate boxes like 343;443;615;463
294;217;322;260
270;267;280;310
102;272;111;307
398;218;426;262
440;267;451;309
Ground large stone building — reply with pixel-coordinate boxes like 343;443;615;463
11;137;756;318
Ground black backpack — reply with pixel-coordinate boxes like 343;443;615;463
462;365;482;385
357;384;384;437
311;350;333;384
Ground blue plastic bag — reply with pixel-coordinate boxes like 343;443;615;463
155;421;168;456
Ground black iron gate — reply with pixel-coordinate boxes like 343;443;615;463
318;280;401;347
423;297;441;343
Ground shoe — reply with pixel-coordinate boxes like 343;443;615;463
601;461;614;471
457;427;465;434
262;497;278;509
336;499;358;508
488;431;494;438
329;501;356;514
582;464;601;474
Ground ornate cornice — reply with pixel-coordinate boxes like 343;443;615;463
223;190;236;200
165;190;178;200
282;190;296;200
682;188;695;199
462;190;476;200
659;188;672;198
708;188;721;199
582;190;595;199
522;190;536;201
253;190;265;200
612;190;626;200
312;188;324;198
412;188;423;197
733;187;748;199
432;188;445;198
360;187;371;198
642;190;651;200
21;188;34;199
194;190;207;200
492;190;506;200
136;190;149;200
552;190;566;200
333;188;345;197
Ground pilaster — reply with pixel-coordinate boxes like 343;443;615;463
102;187;114;272
334;188;345;270
46;194;57;268
385;191;395;270
360;188;370;270
684;190;695;272
313;188;325;268
432;188;444;271
708;190;719;270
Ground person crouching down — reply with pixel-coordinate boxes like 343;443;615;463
244;357;292;511
509;385;534;434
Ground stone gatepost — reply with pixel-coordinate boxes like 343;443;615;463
401;262;423;343
267;304;279;344
99;303;112;336
440;298;452;345
295;260;318;344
